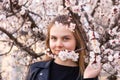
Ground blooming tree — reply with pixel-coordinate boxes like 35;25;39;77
0;0;120;80
62;0;120;80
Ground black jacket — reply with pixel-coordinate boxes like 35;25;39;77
26;60;98;80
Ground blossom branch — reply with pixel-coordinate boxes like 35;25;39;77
0;27;42;58
0;42;13;56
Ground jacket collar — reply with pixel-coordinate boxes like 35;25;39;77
34;59;54;69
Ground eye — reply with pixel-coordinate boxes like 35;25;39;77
63;37;70;41
50;36;57;41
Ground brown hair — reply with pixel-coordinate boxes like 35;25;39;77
45;15;87;75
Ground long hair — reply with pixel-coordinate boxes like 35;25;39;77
45;15;87;75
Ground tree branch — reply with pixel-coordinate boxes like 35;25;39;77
0;42;13;56
0;27;41;58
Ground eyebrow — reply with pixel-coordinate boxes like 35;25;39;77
50;35;72;38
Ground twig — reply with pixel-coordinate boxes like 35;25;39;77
0;27;40;58
0;42;13;56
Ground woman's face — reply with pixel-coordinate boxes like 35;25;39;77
49;24;76;55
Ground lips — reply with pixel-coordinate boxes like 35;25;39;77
55;50;61;54
55;50;60;52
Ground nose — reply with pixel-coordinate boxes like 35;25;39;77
56;39;63;48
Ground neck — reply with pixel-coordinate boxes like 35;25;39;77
54;57;78;67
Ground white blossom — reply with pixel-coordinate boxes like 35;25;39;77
96;55;102;63
89;51;95;58
113;52;119;59
58;50;79;61
65;0;76;7
0;14;6;20
90;39;101;53
88;31;100;40
71;5;81;14
58;6;69;15
108;55;114;62
58;50;68;61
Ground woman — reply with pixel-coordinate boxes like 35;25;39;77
26;15;102;80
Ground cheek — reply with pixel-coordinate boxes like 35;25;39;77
49;40;55;49
64;41;76;50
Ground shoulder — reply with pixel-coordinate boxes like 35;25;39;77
29;60;53;70
26;60;53;80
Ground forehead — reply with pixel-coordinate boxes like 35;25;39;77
50;24;74;36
